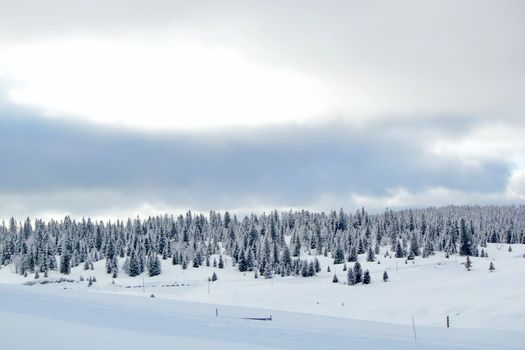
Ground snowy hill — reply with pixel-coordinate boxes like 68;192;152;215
1;206;525;349
1;243;524;349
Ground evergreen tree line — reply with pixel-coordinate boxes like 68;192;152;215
0;205;523;278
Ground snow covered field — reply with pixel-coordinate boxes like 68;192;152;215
1;243;524;349
0;284;523;350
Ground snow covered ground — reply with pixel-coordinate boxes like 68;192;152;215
0;243;524;349
0;284;522;350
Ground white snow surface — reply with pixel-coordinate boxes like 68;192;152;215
0;243;524;349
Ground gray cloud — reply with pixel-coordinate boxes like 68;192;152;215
0;1;523;217
0;94;514;217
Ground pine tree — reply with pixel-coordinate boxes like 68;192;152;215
211;271;218;281
357;239;365;254
147;254;161;276
332;273;339;283
172;253;179;265
193;256;199;268
459;218;474;256
395;241;405;258
366;246;375;262
363;270;371;284
348;246;358;262
489;261;495;272
347;268;355;285
314;258;321;273
300;260;309;277
125;250;142;277
308;261;315;277
409;232;419;257
218;255;224;269
465;256;472;271
246;250;255;271
281;246;292;275
353;261;363;283
60;253;71;275
333;244;345;264
383;270;388;282
238;250;248;272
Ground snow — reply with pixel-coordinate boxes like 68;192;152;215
0;243;524;349
0;284;522;350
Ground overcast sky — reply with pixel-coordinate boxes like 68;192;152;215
0;0;524;219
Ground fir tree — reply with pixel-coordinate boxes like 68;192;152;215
308;261;315;276
193;256;199;268
314;258;321;273
333;244;345;264
363;270;371;284
459;218;474;256
348;246;358;262
353;261;363;283
366;246;375;262
395;241;405;258
281;246;292;275
238;250;248;272
347;268;355;285
59;253;71;275
409;232;419;257
147;254;161;276
465;256;472;271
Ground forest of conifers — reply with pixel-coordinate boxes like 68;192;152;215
1;205;523;278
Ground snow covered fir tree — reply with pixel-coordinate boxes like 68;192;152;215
1;205;524;281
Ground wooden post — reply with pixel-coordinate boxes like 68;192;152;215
447;315;450;328
412;316;417;342
216;308;218;317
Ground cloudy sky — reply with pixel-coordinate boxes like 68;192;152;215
0;0;524;219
